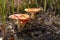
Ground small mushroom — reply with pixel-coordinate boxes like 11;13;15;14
25;8;42;19
9;14;30;31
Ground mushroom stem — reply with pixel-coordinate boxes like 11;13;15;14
14;20;21;31
14;20;24;32
17;20;25;32
31;13;35;19
17;20;21;31
20;23;25;31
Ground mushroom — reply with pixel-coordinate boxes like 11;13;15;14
9;14;30;31
25;8;42;19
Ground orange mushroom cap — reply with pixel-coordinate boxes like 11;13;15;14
9;14;30;21
25;8;41;13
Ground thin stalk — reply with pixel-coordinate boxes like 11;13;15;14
44;0;47;12
0;0;2;14
17;0;19;13
11;0;14;14
1;0;6;24
35;0;38;7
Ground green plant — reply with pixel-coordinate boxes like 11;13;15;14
0;0;7;39
44;0;47;12
11;0;14;14
0;0;6;24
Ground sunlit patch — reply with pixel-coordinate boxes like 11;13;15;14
0;38;3;40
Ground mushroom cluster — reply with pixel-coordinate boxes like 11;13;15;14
9;8;42;31
9;14;30;31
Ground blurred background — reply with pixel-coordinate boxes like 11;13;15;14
0;0;60;40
